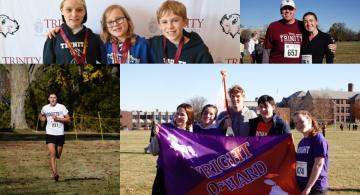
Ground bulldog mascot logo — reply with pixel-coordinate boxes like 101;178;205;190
220;14;240;38
0;15;20;37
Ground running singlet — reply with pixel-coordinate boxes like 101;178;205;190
264;20;303;63
41;103;69;135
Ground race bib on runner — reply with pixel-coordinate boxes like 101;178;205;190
284;43;300;58
301;55;312;64
51;121;60;128
296;161;307;177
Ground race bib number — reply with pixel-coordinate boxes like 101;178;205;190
51;122;59;128
296;161;307;177
301;55;312;64
284;43;300;58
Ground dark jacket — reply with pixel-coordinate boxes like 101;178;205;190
43;23;103;64
249;114;291;136
301;30;334;63
148;30;213;64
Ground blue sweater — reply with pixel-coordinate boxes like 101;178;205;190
103;35;154;64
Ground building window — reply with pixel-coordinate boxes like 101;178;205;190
336;116;340;121
337;107;340;113
341;107;345;113
336;99;340;104
346;107;350;113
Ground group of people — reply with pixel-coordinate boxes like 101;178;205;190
263;0;335;64
346;123;359;131
150;84;329;195
43;0;214;64
324;122;358;133
245;31;265;64
243;0;335;64
44;0;335;65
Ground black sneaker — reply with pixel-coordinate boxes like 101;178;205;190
54;174;59;182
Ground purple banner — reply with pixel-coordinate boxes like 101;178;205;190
157;123;300;195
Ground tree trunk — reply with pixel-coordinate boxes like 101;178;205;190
9;65;29;129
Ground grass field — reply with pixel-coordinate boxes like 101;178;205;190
0;131;120;194
243;41;360;64
120;128;360;195
333;41;360;63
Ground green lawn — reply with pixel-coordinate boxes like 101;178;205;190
0;132;120;194
120;128;360;195
243;41;360;64
333;41;360;63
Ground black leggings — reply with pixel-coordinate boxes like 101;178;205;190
152;168;166;195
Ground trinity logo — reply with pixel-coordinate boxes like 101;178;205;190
220;14;240;38
0;15;20;37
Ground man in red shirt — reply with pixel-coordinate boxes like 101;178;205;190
263;0;303;63
263;0;335;63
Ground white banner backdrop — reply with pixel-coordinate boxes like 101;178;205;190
0;0;240;64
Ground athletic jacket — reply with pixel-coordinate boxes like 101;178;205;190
249;114;291;136
43;23;103;64
148;30;214;64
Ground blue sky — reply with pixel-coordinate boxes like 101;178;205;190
241;0;360;32
120;64;360;111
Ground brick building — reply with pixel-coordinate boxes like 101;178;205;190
120;111;174;130
279;83;360;124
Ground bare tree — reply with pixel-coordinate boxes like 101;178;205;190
1;65;41;129
303;93;333;124
328;22;357;41
289;97;305;116
312;99;333;123
280;92;306;118
188;96;207;122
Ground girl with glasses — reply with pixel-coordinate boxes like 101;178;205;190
100;4;154;64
